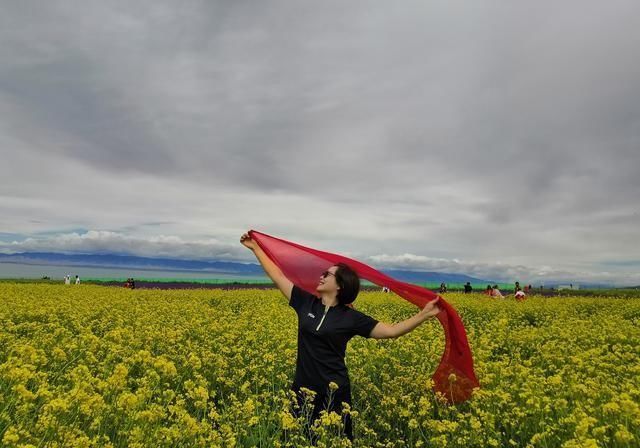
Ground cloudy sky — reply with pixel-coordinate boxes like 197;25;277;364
1;1;639;284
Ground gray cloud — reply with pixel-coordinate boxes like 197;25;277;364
1;1;639;284
0;230;245;261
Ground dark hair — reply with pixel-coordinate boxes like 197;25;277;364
334;262;360;305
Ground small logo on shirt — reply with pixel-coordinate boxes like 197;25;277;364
307;313;315;319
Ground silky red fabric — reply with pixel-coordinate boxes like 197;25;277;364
249;230;479;403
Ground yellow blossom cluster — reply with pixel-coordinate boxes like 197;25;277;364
0;283;638;447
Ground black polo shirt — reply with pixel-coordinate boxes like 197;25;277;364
289;284;379;389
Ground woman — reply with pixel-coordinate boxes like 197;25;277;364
240;232;441;442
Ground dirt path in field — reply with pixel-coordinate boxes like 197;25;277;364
91;281;273;290
90;280;572;296
93;281;390;291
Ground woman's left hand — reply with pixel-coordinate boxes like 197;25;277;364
418;297;442;321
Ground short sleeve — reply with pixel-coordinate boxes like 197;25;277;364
351;310;379;338
289;284;317;313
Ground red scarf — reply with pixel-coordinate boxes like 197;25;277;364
249;230;479;403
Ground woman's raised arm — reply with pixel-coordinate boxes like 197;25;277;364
369;297;441;339
241;232;294;300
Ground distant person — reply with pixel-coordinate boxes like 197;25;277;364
513;282;522;293
464;282;473;294
64;275;70;285
75;275;80;285
130;278;136;289
439;282;447;293
515;290;526;301
381;286;390;293
491;285;504;298
484;285;493;295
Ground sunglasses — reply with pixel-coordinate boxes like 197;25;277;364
321;271;336;279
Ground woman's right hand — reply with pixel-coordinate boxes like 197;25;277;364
240;232;258;251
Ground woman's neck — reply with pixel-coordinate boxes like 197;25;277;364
320;293;339;307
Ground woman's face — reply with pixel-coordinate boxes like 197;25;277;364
316;265;340;295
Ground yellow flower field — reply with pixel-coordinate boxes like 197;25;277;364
1;283;639;447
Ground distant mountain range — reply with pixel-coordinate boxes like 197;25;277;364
0;252;492;284
0;252;263;274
